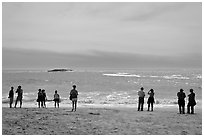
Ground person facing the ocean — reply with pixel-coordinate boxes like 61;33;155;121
37;89;43;108
8;87;14;108
187;89;196;114
138;87;145;111
177;89;186;114
54;90;60;108
42;89;47;108
147;89;155;111
70;85;78;111
14;86;23;108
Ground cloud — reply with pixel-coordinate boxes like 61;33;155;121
2;3;202;58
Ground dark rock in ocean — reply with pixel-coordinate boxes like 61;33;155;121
47;68;73;72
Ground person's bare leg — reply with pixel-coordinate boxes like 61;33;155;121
74;101;77;111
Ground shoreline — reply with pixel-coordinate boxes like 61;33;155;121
2;105;202;135
3;100;202;109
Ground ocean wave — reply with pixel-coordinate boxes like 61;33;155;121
195;75;202;79
103;73;141;77
163;75;190;80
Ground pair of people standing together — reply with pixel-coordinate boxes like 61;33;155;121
37;89;47;108
8;86;23;108
137;87;155;111
53;85;78;110
177;88;196;114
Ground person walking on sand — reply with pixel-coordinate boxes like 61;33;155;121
42;89;47;108
138;87;145;111
54;90;60;108
37;89;43;108
8;87;14;108
147;89;155;111
177;89;186;114
187;89;196;114
14;86;23;108
70;85;78;111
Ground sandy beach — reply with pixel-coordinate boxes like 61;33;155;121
2;105;202;135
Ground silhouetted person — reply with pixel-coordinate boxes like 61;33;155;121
14;86;23;108
147;89;155;111
187;89;196;114
42;89;47;108
70;85;78;111
54;90;60;108
138;87;145;111
177;89;186;114
8;87;14;108
37;89;43;108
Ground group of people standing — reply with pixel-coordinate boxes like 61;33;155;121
36;85;78;110
137;87;196;114
8;85;79;111
8;85;196;114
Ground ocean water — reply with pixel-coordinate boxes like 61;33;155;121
2;68;202;108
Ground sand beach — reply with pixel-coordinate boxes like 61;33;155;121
2;105;202;135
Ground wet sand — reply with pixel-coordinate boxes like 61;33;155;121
2;106;202;135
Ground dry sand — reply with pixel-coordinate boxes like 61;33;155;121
2;106;202;135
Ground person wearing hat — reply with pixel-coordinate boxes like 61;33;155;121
187;89;196;114
177;89;186;114
138;87;145;111
70;85;78;111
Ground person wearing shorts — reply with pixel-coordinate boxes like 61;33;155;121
70;85;78;111
54;90;60;108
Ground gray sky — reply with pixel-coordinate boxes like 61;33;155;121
2;2;202;69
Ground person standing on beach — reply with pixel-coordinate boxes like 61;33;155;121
54;90;60;108
42;89;47;108
187;89;196;114
177;89;186;114
147;89;155;111
138;87;145;111
70;85;78;111
14;86;23;108
37;89;43;108
8;87;14;108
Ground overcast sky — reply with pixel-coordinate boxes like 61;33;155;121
2;2;202;69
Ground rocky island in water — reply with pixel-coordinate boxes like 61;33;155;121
47;68;73;72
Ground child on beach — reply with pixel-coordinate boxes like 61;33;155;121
54;90;60;108
70;85;78;111
42;89;47;108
